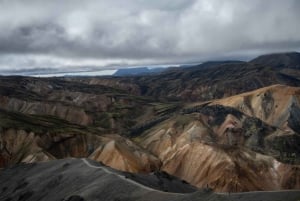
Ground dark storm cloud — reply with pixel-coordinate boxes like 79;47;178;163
0;0;300;69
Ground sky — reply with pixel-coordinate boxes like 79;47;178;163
0;0;300;72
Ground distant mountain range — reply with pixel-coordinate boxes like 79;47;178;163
113;67;166;76
3;52;300;77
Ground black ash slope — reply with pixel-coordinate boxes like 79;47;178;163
1;159;299;201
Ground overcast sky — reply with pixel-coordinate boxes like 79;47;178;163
0;0;300;71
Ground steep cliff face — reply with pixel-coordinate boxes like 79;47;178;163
138;102;300;192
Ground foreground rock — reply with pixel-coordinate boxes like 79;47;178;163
1;159;299;201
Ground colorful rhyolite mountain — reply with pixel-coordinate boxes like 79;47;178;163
0;52;300;194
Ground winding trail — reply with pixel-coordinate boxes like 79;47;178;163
81;158;300;198
81;158;184;195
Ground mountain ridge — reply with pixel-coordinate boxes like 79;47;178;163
1;52;300;195
251;52;300;68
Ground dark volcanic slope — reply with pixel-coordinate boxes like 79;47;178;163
79;60;300;102
1;159;299;201
0;158;201;201
131;62;300;101
251;52;300;68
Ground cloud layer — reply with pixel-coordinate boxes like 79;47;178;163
0;0;300;70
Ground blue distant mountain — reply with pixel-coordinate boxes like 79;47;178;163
113;67;166;76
